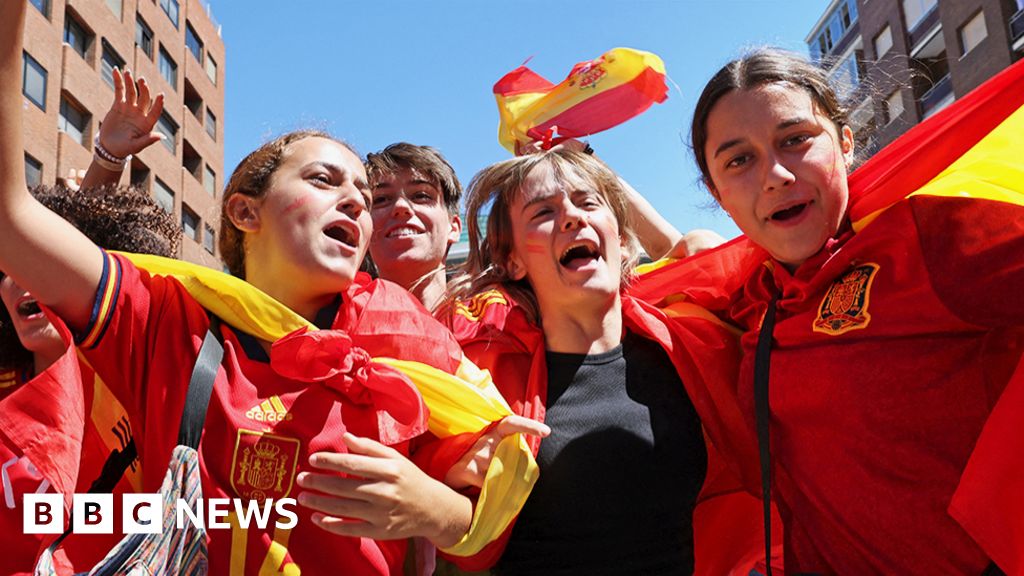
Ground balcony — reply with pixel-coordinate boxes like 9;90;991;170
920;74;953;117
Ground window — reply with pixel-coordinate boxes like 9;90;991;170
156;112;178;154
874;25;893;59
154;178;174;214
886;90;905;123
810;0;859;58
960;11;988;56
158;47;177;90
203;224;215;254
22;52;47;110
205;54;218;85
184;80;203;120
105;0;122;20
136;16;154;59
903;0;938;31
829;54;860;99
29;0;49;18
185;23;203;64
101;41;125;89
59;96;89;146
25;155;43;188
130;161;150;191
160;0;179;28
182;206;199;241
205;109;217;141
63;12;90;59
204;165;216;196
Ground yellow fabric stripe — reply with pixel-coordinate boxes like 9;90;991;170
0;370;18;389
117;253;537;556
228;511;247;576
854;104;1024;232
258;525;299;576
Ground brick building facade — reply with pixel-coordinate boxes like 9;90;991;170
807;0;1024;155
20;0;225;268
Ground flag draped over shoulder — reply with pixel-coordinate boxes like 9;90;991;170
494;47;667;153
631;57;1024;574
117;253;537;558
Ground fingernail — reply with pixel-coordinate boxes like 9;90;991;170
311;512;324;523
296;472;308;486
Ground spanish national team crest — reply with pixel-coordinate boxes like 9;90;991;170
231;430;300;502
813;263;880;336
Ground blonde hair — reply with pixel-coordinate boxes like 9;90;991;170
445;149;639;325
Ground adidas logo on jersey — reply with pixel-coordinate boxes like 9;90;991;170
246;396;293;423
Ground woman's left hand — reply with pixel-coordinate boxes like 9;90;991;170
298;433;472;548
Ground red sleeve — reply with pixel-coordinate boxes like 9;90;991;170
75;251;208;444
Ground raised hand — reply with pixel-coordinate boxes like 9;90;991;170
98;68;165;159
297;433;472;548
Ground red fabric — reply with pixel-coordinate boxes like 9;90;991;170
0;320;83;576
0;321;144;575
722;196;1024;574
270;327;428;446
629;57;1024;574
77;254;470;576
444;291;777;574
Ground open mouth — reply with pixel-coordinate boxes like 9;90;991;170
559;241;601;270
324;224;358;248
770;201;810;222
16;299;43;319
386;226;423;239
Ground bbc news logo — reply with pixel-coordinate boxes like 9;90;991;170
23;494;298;534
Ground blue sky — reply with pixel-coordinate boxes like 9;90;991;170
215;1;829;239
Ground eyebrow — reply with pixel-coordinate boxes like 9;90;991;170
712;117;811;158
374;177;436;190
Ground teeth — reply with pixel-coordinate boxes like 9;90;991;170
387;227;422;238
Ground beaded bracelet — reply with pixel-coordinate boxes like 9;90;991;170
93;140;127;172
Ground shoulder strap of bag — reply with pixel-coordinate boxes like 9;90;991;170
755;293;779;576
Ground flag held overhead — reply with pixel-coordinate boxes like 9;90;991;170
494;47;668;153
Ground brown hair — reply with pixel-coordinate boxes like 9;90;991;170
219;130;357;278
365;143;462;215
444;149;639;325
691;48;850;193
1;183;178;374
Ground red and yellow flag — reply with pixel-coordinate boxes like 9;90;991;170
632;56;1024;575
494;47;667;153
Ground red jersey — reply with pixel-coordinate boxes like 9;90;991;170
727;195;1024;574
76;251;467;576
0;330;141;575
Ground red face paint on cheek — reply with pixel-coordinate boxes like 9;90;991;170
282;194;313;215
525;241;545;254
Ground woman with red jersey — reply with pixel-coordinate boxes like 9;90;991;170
682;49;1024;574
0;3;495;574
